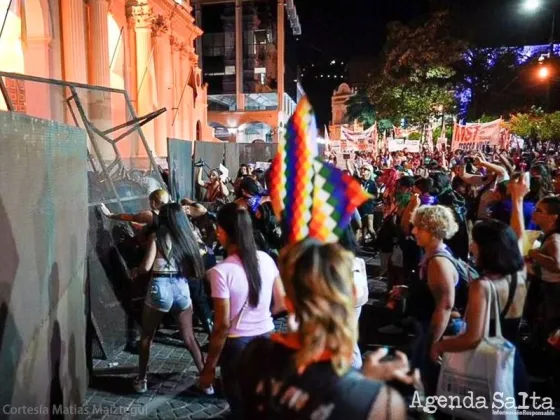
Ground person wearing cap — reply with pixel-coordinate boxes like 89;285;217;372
357;163;378;244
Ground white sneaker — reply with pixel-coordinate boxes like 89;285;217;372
199;385;215;395
133;377;147;393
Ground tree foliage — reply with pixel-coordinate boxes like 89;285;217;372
506;107;560;142
345;89;376;128
433;124;454;140
456;48;536;120
366;11;463;126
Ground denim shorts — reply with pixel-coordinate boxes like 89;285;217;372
145;275;192;313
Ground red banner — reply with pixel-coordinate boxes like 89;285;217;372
452;119;503;151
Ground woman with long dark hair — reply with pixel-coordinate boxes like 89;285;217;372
197;203;285;418
132;203;206;393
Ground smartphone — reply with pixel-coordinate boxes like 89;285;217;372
365;346;398;362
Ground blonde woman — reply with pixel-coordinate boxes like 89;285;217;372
235;240;411;420
406;205;460;395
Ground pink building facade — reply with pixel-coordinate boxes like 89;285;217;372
0;0;217;159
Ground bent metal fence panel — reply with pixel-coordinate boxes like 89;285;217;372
0;72;168;360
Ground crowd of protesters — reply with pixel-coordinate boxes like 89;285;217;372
99;143;560;419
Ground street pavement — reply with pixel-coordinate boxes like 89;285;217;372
83;254;384;420
85;330;228;420
84;318;293;420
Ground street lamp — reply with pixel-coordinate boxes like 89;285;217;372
522;0;555;55
523;0;542;12
539;65;551;79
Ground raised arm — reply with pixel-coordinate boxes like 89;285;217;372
475;152;508;179
498;153;514;175
508;171;530;253
219;179;230;198
346;158;356;177
197;168;206;188
100;204;154;224
400;193;420;235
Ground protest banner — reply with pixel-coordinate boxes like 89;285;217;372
452;119;503;151
388;139;421;153
341;124;377;152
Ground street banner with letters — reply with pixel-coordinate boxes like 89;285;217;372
388;139;421;153
341;124;377;152
452;119;503;151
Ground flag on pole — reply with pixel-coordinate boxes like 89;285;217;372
269;97;370;243
269;97;316;243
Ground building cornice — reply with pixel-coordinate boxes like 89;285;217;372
154;0;203;39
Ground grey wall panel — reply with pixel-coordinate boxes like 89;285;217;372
239;143;278;165
168;138;194;200
224;143;241;184
0;112;88;413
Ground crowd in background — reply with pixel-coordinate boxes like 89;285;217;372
99;142;560;419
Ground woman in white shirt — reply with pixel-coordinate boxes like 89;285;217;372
339;227;369;369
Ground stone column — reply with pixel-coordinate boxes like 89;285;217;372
60;0;87;125
126;13;138;109
171;37;183;139
88;0;111;87
152;15;172;157
179;46;191;140
87;0;114;160
128;2;156;157
24;37;53;121
276;0;285;143
235;0;244;110
61;0;88;83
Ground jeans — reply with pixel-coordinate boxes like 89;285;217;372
220;333;271;419
187;278;213;332
145;276;191;313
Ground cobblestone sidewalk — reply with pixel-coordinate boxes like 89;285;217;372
85;331;229;420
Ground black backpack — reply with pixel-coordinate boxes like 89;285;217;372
251;201;283;252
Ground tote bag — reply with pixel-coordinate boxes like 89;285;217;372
436;282;517;420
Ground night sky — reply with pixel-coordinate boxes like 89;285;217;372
294;0;559;126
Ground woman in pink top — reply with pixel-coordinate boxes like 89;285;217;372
198;203;285;418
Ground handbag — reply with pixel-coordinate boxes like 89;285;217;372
436;282;517;420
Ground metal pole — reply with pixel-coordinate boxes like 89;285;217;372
547;12;555;112
0;0;13;42
109;26;124;71
550;11;556;56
